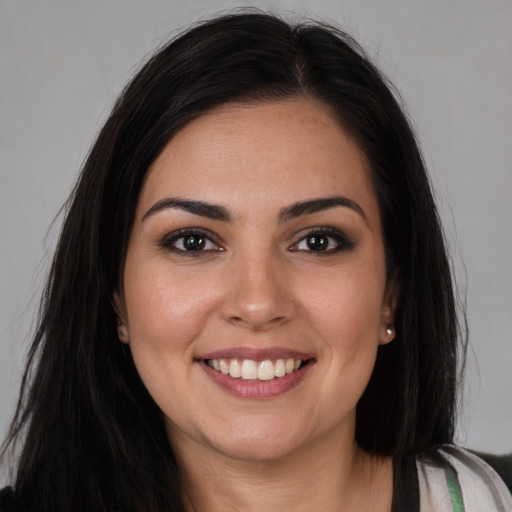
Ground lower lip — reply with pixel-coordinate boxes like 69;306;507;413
199;360;314;399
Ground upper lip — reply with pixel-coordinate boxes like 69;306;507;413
197;346;315;361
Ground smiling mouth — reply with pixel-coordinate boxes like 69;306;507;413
205;358;310;381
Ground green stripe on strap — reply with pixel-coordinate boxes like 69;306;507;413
445;467;465;512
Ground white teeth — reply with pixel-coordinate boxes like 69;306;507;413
229;359;241;378
274;359;286;377
207;357;307;380
258;360;275;381
219;359;229;375
241;359;258;380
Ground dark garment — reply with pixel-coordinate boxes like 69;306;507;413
0;487;14;512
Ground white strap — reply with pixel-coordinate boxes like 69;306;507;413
441;446;512;512
417;446;512;512
417;456;457;512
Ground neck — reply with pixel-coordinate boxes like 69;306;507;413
174;429;393;512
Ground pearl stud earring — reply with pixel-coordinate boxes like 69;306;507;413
117;320;129;340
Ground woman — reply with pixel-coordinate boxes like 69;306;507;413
0;11;510;512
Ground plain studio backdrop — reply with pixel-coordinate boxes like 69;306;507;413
1;0;511;483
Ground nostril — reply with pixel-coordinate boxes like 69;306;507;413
227;314;289;332
220;276;296;330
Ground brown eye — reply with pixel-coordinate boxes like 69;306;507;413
160;229;222;254
182;234;206;251
306;234;329;251
291;228;355;254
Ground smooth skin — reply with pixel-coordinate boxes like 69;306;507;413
117;97;397;511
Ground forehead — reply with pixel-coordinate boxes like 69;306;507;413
137;98;379;225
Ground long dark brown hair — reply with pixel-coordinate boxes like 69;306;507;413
1;11;465;511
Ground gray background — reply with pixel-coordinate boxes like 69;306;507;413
1;0;511;479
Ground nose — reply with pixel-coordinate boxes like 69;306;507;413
220;250;296;331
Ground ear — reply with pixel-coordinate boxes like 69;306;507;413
113;291;130;344
379;278;399;345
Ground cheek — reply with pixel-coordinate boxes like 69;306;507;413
122;263;222;397
303;263;386;342
300;260;386;387
125;263;216;342
122;265;220;421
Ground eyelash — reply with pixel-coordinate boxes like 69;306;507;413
159;229;224;256
290;226;355;254
159;226;355;256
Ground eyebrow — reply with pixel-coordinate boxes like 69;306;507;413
278;196;368;224
142;197;231;222
142;195;367;224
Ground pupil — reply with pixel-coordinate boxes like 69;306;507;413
184;234;205;251
307;234;328;251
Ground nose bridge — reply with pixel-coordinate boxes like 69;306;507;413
221;243;294;330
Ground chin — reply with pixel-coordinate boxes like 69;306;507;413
201;415;317;463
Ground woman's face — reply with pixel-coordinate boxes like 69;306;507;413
119;98;395;463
